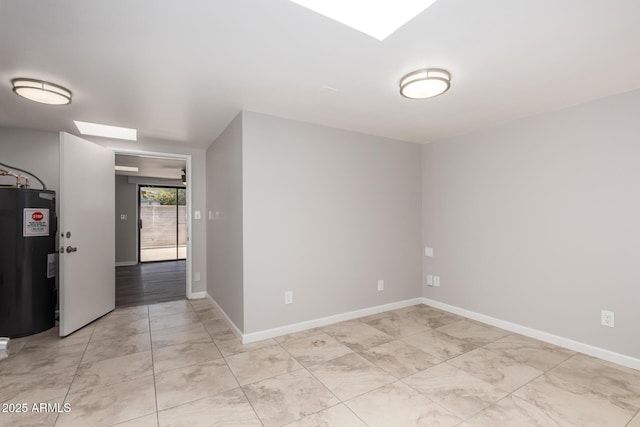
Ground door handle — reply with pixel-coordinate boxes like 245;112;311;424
66;246;78;253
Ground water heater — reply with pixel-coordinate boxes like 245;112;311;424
0;188;57;337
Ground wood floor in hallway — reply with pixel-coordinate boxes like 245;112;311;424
116;260;186;307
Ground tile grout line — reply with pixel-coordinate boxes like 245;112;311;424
502;350;640;426
503;350;582;403
342;402;371;427
393;377;466;423
142;304;162;427
286;328;422;408
52;322;97;426
195;300;265;426
276;340;348;424
94;304;158;427
222;323;393;425
392;319;538;423
453;343;576;424
461;393;514;424
218;349;265;425
95;304;158;425
399;350;519;424
274;312;472;423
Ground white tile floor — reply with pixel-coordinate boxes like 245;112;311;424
1;300;639;426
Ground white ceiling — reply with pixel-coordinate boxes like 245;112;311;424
1;0;639;149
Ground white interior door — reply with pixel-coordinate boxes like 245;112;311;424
59;132;115;336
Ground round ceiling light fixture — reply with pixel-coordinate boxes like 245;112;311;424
399;68;451;99
11;78;72;105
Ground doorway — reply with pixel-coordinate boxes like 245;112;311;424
139;186;187;262
114;153;191;307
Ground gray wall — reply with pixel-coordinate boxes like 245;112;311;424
422;89;640;358
0;127;59;197
115;175;137;264
242;112;422;333
206;113;244;330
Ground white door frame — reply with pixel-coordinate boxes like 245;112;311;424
112;148;194;298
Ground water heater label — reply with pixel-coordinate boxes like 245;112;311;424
23;208;50;237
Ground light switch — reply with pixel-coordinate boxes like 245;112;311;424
120;214;127;220
194;210;201;220
424;247;434;257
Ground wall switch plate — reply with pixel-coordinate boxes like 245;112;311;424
193;271;201;281
601;310;615;327
285;291;293;305
377;279;384;291
194;210;201;220
120;214;127;220
425;247;434;257
433;276;441;287
426;275;433;286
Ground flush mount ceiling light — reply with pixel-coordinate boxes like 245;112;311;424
399;68;451;99
11;78;72;105
74;120;137;141
290;0;438;41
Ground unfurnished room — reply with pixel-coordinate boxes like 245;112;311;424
1;1;639;426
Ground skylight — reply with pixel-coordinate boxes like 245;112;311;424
74;120;137;141
290;0;438;40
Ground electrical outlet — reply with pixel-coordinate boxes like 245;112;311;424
193;271;201;281
426;275;433;286
424;247;434;257
433;276;441;287
601;310;614;328
377;279;384;291
284;291;293;305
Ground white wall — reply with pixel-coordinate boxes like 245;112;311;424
115;175;137;264
422;89;640;359
242;112;422;333
206;113;244;330
0;127;59;196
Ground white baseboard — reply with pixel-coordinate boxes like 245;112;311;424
422;297;640;371
206;293;243;340
189;292;206;299
242;298;424;344
115;261;137;267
